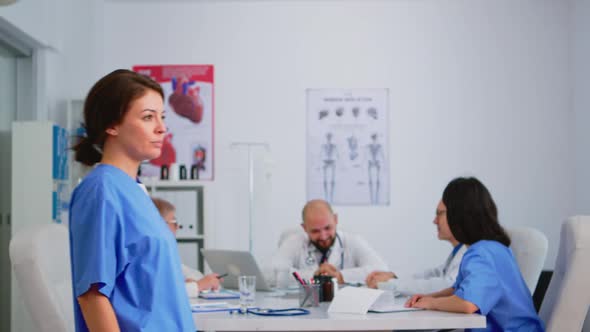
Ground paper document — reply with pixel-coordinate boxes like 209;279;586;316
369;291;423;313
191;301;240;313
328;286;384;314
198;289;240;299
191;301;229;308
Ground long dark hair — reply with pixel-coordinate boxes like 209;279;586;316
72;69;163;166
443;177;511;247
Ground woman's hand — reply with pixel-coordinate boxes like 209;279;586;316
195;274;222;291
405;294;426;307
410;296;436;310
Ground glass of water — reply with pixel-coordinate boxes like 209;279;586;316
238;275;256;312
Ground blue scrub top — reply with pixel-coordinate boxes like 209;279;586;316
69;164;195;332
453;240;544;332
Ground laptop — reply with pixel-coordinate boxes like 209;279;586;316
201;249;273;291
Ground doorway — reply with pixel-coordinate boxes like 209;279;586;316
0;37;19;332
0;15;36;330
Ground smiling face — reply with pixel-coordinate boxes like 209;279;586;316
303;203;338;251
434;200;458;245
106;89;166;162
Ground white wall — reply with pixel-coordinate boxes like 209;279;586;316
84;0;573;273
59;0;106;102
571;0;590;215
0;0;58;47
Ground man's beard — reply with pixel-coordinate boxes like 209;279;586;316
311;235;336;253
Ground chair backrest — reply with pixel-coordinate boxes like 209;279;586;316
507;226;549;293
9;223;74;332
539;216;590;332
278;227;305;247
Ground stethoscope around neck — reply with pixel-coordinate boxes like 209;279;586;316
305;233;344;270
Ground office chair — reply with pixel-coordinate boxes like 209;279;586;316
278;227;305;247
539;216;590;332
507;226;549;293
9;223;74;332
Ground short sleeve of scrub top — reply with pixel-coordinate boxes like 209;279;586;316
70;180;123;298
453;250;502;315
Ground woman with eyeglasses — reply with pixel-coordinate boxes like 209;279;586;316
405;177;544;332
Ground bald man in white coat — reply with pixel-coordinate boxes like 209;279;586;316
273;199;388;284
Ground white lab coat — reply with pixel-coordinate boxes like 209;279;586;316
272;231;388;284
182;264;204;298
386;244;467;295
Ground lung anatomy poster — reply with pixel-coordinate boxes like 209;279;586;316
133;65;214;180
307;89;389;206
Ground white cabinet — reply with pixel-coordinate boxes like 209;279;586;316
12;121;70;229
144;179;210;272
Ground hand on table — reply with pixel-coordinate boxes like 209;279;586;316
188;273;222;292
365;271;396;288
314;263;344;284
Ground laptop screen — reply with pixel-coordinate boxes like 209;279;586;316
201;249;272;291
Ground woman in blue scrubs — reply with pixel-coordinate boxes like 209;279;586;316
69;69;195;332
405;177;544;332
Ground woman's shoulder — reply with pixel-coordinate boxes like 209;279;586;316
73;165;129;199
467;240;510;257
78;165;130;187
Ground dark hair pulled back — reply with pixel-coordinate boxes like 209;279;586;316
73;69;163;166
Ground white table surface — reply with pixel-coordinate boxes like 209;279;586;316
191;291;486;331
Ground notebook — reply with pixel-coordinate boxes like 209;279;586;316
201;249;273;291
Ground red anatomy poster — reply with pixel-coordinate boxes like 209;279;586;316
133;65;214;180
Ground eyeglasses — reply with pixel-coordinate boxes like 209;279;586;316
435;210;447;217
166;219;179;229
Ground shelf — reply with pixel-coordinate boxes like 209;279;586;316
141;178;213;188
177;235;204;241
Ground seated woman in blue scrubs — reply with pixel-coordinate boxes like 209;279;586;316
69;70;195;332
405;177;544;332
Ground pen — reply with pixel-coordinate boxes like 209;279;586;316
217;273;228;279
292;271;306;285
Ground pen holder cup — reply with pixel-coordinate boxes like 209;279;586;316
298;284;321;307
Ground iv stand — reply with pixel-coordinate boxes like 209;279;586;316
229;142;270;253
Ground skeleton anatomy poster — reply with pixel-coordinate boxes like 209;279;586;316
306;89;389;206
133;65;214;180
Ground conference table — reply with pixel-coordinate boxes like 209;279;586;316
191;291;486;331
